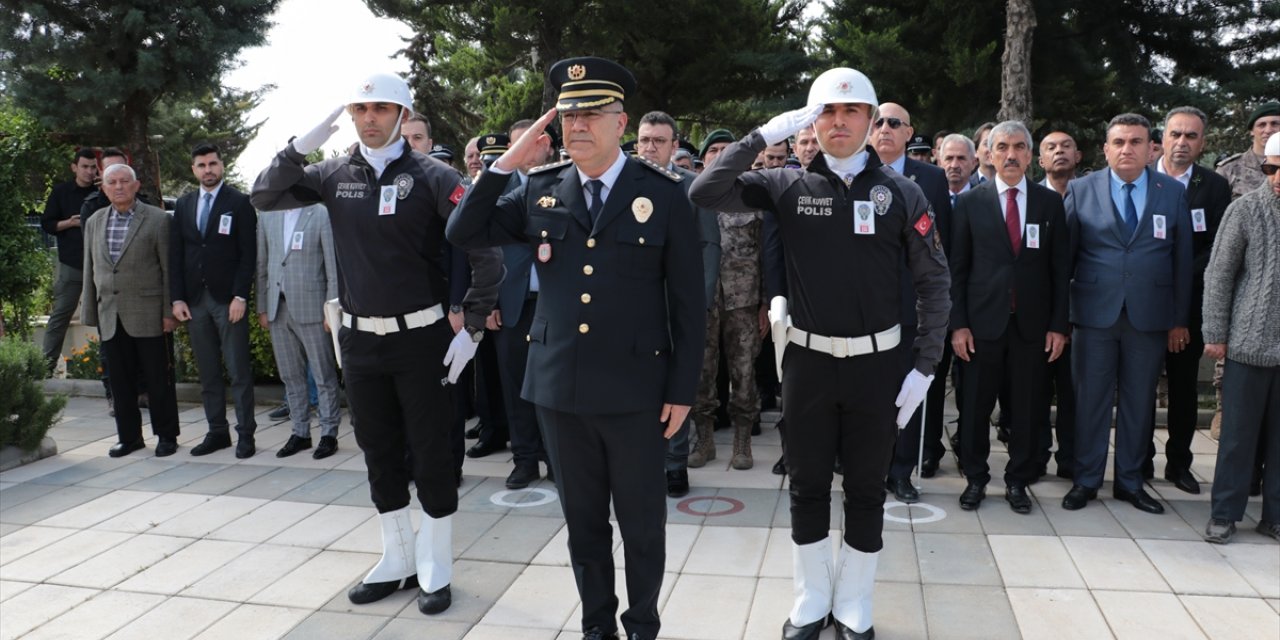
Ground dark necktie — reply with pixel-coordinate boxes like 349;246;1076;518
1006;187;1021;258
198;192;212;234
587;179;604;225
1121;182;1138;236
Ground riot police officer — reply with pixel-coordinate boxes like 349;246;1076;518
690;68;950;640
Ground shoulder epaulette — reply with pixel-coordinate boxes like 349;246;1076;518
633;156;683;182
529;158;574;175
1215;152;1242;168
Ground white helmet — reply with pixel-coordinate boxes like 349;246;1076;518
348;72;413;112
1266;131;1280;156
807;68;878;110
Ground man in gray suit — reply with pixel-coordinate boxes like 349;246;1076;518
1063;113;1193;514
82;163;181;457
256;203;342;459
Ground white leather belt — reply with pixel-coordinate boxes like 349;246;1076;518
341;304;444;336
788;324;901;358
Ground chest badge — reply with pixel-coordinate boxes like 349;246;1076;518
870;185;892;216
632;197;653;223
393;174;414;200
538;195;557;208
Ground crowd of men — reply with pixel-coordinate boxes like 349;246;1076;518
38;56;1278;639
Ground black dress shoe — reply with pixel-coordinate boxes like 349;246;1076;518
1061;485;1098;510
464;425;480;439
1164;467;1201;494
782;617;825;640
155;439;178;457
276;435;313;458
109;440;145;457
347;575;417;604
1113;487;1164;514
417;584;451;614
959;481;987;510
1005;483;1032;514
833;619;875;639
772;455;787;476
506;463;540;489
666;469;690;498
466;440;506;458
921;457;939;478
582;629;619;640
235;438;256;459
313;435;338;459
268;403;290;420
996;425;1010;444
885;476;920;503
190;433;232;456
949;432;961;453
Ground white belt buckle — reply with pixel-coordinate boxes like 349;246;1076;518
831;337;848;358
371;316;389;336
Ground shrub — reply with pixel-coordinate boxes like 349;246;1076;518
0;338;67;451
64;334;103;380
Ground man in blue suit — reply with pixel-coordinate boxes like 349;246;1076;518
1063;113;1193;514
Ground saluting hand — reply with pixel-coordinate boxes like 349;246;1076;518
759;103;824;146
494;107;558;173
293;105;345;156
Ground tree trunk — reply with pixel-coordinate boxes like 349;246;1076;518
998;0;1036;125
122;93;161;206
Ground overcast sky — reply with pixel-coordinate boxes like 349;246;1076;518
224;0;410;182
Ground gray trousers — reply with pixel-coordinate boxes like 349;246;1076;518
1210;359;1280;523
268;297;340;438
42;263;82;369
187;293;256;437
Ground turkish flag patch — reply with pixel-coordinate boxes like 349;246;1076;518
913;212;933;237
449;185;466;205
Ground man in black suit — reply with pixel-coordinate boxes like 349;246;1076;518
447;57;704;640
874;102;956;502
950;121;1070;513
1146;106;1232;494
171;142;259;458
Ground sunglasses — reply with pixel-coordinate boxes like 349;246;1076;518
1262;163;1279;176
874;117;906;130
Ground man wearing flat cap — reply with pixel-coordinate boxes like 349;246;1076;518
448;56;704;640
1218;101;1280;201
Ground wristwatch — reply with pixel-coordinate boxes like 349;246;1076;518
464;325;484;343
449;304;463;314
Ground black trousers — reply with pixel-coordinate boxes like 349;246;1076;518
341;321;457;517
496;299;544;466
1039;342;1076;473
473;332;508;447
538;406;667;640
959;316;1046;486
889;327;950;478
100;320;179;445
1147;332;1204;472
1210;359;1280;523
783;344;899;552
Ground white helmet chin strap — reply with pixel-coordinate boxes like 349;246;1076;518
817;105;878;161
375;106;406;149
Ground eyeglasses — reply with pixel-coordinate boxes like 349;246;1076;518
560;109;624;124
874;117;906;130
636;137;671;148
1262;163;1280;176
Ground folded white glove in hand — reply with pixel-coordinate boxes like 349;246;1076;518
292;106;346;155
894;369;935;428
443;329;480;384
758;103;825;146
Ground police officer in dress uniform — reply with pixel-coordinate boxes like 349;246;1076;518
251;73;502;616
690;68;950;640
448;57;704;640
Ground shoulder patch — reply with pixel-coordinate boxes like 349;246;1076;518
529;158;573;175
633;156;683;182
449;185;466;204
1215;152;1241;168
913;209;934;237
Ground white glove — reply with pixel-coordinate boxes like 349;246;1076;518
894;369;935;428
443;329;480;383
292;105;346;155
758;103;824;146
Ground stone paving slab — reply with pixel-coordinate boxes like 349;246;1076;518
1;396;1276;639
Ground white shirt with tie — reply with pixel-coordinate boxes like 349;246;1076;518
996;175;1028;239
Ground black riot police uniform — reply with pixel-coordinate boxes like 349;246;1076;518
447;57;705;640
252;142;501;518
690;129;950;551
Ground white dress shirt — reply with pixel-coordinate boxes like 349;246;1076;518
996;175;1028;238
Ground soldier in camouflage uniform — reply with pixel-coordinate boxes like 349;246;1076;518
689;130;764;470
1211;101;1280;439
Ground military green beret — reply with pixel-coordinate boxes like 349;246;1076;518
699;129;736;158
1247;101;1280;129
